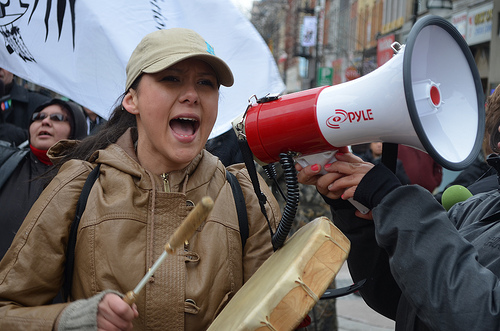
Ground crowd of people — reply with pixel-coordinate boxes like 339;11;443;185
0;25;499;331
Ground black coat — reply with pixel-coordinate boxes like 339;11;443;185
0;148;49;260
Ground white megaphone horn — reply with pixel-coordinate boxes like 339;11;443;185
233;15;485;174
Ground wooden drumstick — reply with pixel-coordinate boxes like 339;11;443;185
123;196;214;305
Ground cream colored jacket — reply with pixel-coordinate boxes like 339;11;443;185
0;130;280;330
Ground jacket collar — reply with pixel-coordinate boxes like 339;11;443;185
97;128;221;192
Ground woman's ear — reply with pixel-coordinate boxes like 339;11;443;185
123;90;139;115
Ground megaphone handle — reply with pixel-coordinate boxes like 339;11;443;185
295;151;370;214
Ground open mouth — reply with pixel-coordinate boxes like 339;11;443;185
170;117;199;137
38;130;53;137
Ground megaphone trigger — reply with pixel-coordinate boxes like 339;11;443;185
348;198;370;215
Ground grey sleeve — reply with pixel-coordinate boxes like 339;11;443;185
57;290;123;331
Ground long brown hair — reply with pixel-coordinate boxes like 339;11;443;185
50;78;142;174
486;85;500;154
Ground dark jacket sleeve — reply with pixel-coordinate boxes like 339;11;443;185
325;196;401;320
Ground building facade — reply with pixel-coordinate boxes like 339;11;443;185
252;0;500;96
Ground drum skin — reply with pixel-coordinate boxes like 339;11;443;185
208;217;350;331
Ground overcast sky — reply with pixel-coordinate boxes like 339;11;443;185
230;0;256;18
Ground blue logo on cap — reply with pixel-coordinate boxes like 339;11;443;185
205;42;215;55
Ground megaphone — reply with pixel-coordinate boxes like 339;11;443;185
234;15;485;172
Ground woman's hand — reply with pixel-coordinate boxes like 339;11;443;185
296;151;375;219
296;151;372;198
97;293;139;331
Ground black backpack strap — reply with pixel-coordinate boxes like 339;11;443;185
237;139;275;237
0;140;18;164
63;164;101;301
226;170;249;250
0;147;29;189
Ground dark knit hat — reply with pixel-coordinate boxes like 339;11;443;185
31;99;87;140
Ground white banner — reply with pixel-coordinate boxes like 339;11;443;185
301;16;317;47
0;0;285;138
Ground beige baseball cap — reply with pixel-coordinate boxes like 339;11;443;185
125;28;234;91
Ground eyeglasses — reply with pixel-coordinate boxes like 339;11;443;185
32;112;68;122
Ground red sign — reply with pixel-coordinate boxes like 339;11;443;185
345;66;360;81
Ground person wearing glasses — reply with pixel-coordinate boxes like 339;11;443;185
0;98;87;260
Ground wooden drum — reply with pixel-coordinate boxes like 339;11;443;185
208;216;350;331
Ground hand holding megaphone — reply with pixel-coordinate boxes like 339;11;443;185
295;150;373;214
295;150;371;214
